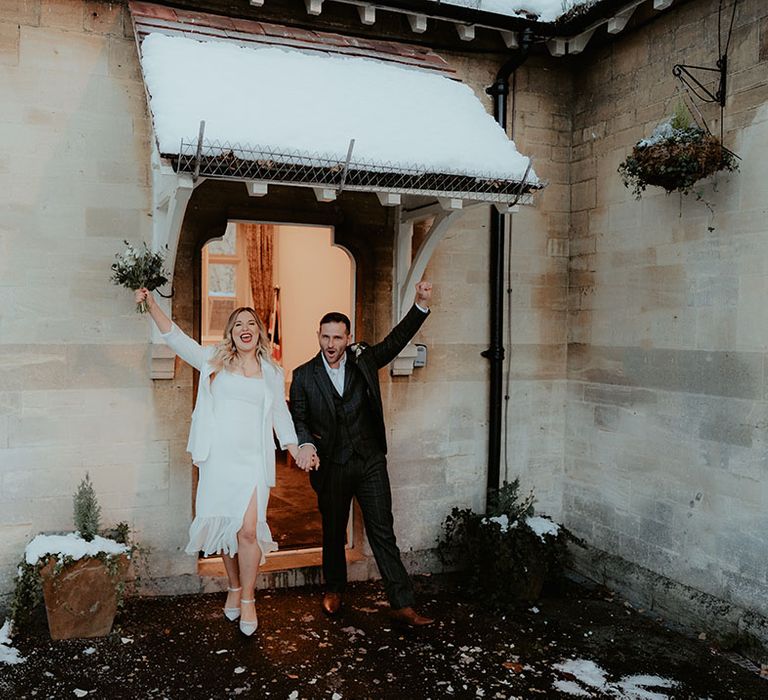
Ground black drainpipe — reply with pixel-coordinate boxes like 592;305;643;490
482;28;533;504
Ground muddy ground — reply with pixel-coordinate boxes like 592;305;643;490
1;574;766;699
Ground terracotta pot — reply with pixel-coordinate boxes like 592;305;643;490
40;554;130;640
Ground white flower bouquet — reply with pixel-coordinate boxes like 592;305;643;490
110;241;169;313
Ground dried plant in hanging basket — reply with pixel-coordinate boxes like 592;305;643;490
618;125;738;198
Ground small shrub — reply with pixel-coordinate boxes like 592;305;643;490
73;473;101;542
437;480;584;609
11;479;149;630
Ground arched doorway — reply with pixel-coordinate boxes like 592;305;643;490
200;221;354;553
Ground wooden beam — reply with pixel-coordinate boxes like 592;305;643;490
568;27;597;55
376;192;401;206
500;31;518;49
547;38;567;57
494;202;520;214
456;23;475;41
407;14;427;33
393;219;414;320
245;181;268;197
438;197;463;210
357;4;376;25
305;0;324;15
397;210;464;319
313;187;336;202
607;7;635;33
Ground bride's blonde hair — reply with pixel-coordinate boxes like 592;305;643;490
209;307;275;374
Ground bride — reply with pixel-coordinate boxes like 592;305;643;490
134;288;317;635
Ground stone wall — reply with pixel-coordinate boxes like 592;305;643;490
0;0;196;602
388;50;572;553
0;1;570;602
565;0;768;639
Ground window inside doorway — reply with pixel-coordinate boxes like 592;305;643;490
201;225;252;344
200;222;354;554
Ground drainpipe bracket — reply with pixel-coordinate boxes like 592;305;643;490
480;347;505;361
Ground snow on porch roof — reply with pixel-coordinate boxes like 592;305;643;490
129;2;539;202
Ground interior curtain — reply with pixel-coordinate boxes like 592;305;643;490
241;223;274;325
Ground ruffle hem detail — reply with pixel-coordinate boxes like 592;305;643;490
185;517;278;564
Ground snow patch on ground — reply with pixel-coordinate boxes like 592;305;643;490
553;679;592;697
24;533;129;566
0;619;25;666
554;658;679;699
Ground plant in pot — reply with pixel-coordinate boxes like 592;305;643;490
437;479;585;608
617;102;738;199
11;474;141;640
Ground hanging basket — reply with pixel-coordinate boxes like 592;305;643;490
618;127;738;198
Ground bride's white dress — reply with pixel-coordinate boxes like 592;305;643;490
185;371;277;563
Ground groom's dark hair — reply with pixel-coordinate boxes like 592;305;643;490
319;312;351;334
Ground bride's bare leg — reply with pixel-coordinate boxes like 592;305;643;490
222;554;241;609
237;490;262;625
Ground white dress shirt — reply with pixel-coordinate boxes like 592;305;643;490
321;350;347;396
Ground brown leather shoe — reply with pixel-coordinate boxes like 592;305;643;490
322;592;342;616
389;606;434;627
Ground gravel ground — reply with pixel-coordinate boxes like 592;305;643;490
1;574;766;699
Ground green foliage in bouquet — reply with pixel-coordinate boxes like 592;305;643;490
618;103;738;198
437;479;584;608
110;241;169;312
73;472;101;542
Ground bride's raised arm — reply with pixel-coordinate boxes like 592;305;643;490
135;287;171;333
135;287;210;372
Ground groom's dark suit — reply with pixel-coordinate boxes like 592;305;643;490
289;305;429;609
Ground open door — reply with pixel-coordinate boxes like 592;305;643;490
200;222;354;556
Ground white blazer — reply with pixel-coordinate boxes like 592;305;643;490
160;323;298;487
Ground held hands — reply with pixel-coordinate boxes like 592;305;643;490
295;444;320;472
415;280;432;308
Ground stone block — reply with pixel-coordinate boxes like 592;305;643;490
84;0;124;36
0;0;40;25
40;0;83;30
539;183;570;213
522;126;558;147
2;464;87;499
0;21;20;66
85;206;143;237
19;25;108;75
107;36;139;80
523;110;552;130
571;179;596;211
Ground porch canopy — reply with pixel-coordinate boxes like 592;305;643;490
129;2;539;206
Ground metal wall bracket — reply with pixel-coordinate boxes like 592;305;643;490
672;57;727;107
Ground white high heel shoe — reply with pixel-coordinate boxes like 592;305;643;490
223;586;242;621
238;599;258;636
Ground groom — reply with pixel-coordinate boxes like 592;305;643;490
290;281;434;627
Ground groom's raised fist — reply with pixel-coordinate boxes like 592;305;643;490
415;281;432;307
